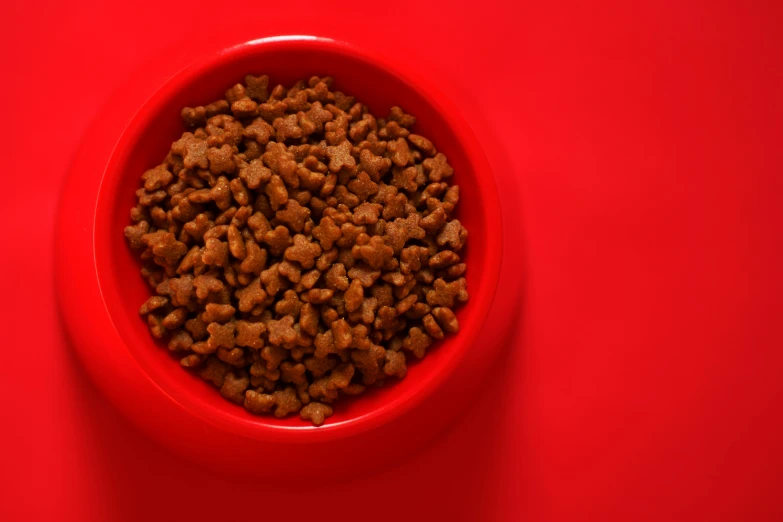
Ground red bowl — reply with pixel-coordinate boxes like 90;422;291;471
57;36;505;476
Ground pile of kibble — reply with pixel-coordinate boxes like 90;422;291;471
124;75;468;425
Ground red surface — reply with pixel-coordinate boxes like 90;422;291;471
57;36;508;471
3;1;783;521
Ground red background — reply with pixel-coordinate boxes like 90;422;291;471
3;1;783;520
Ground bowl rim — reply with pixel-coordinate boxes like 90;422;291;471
89;35;504;442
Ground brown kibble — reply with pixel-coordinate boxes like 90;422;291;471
245;389;276;414
326;140;356;173
284;234;322;269
426;277;469;308
429;250;460;269
199;356;229;386
352;202;382;225
139;295;168;315
226;225;246;260
402;327;432;358
432;306;459;333
437;219;468;250
172;133;209;170
325;263;350;291
231;98;258;119
169;330;193;350
207;145;236;175
267;316;297;346
351;345;385;385
388;106;416;128
408;134;436;157
273;114;304;142
422;313;444;340
265;174;289;210
207;320;235;350
180;353;204;367
306;288;334;304
300;402;333;426
273;386;302;417
383;349;407;378
358;149;391;181
263;225;292;256
423;152;454;182
142;165;173;191
351;235;393;270
312;216;342;251
275;200;311;233
278;259;301;283
245;74;269;101
235;320;266;349
344;278;364;312
220;371;249;404
240;239;267;274
348;264;381;288
202;238;229;267
235;277;267;312
388;138;413;167
162;308;188;329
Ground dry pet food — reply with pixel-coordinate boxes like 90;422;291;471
125;75;468;425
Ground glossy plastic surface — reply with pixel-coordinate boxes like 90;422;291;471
56;37;507;473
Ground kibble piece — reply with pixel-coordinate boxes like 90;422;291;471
245;390;276;413
299;402;333;426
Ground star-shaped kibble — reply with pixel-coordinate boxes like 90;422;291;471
390;166;419;193
284;234;322;269
206;320;236;350
258;100;287;123
171;132;209;169
312;216;342;250
383;349;407;378
141;165;173;191
347;171;379;201
388;137;413;167
425;277;469;308
351;345;385;385
202;238;229;267
264;174;289;211
358;148;391;181
408;134;436;157
422;152;454;182
402;327;432;359
243;117;274;145
283;90;310;112
235;320;266;349
305;102;333;132
326;140;356;173
244;74;269;102
274;289;303;318
205;114;244;147
272;387;302;418
234;278;268;312
299;402;333;426
239;159;272;189
273;114;304;142
352;202;382;225
436;219;468;250
275;200;311;233
263;225;293;256
165;275;194;307
266;316;298;347
280;361;307;384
